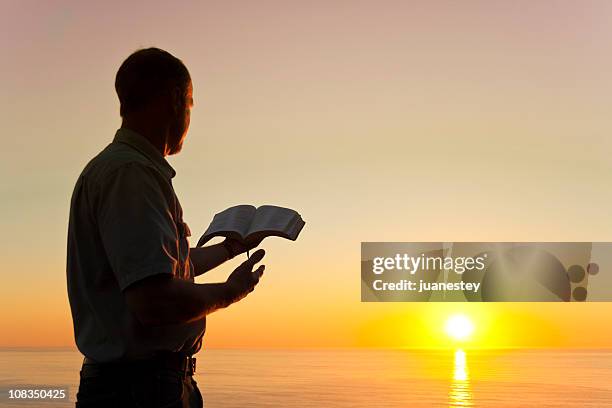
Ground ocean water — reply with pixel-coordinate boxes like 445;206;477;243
1;348;611;407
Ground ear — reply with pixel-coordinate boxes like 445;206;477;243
170;86;184;114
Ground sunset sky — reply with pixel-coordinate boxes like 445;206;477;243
1;0;612;349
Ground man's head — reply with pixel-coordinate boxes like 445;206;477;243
115;48;193;155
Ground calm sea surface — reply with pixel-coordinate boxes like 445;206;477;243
1;348;611;407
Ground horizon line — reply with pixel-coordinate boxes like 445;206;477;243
2;345;612;352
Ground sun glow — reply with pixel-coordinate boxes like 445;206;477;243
445;314;475;342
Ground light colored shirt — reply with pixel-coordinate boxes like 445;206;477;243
66;128;205;362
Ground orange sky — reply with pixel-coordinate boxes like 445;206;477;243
2;1;612;349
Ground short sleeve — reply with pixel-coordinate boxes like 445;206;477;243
97;163;178;291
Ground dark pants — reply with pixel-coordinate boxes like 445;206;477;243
76;361;203;408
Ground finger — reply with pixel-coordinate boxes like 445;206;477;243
250;265;264;286
243;249;265;268
252;265;265;281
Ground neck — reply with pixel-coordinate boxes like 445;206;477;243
121;116;170;156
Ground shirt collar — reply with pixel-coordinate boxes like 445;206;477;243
113;128;177;179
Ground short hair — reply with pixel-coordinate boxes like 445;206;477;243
115;48;190;117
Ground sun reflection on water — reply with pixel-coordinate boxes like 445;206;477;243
449;349;473;407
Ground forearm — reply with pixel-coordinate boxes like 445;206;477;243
135;278;234;326
190;244;230;276
126;248;266;327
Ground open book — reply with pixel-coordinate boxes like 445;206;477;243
196;205;305;248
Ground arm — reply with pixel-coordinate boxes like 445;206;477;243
189;243;231;276
96;164;264;322
190;238;264;276
126;249;266;326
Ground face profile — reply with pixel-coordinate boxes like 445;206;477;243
167;81;194;155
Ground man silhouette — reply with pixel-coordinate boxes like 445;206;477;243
67;48;265;407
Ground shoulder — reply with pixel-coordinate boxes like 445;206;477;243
80;142;165;191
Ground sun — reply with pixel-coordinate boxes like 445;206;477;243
445;314;474;341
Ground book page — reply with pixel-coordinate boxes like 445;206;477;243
247;205;300;238
197;205;257;246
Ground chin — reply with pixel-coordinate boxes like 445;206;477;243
168;143;183;155
167;133;186;156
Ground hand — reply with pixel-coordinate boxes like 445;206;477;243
225;249;265;304
222;236;264;259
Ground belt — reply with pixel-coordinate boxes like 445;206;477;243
82;353;196;378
